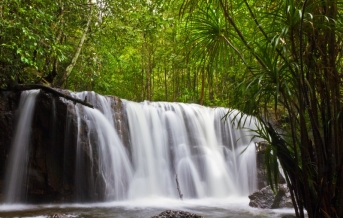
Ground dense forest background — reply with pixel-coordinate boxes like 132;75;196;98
1;0;343;217
0;0;239;106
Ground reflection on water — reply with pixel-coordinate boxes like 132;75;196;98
0;198;296;218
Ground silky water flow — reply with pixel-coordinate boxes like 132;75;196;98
3;90;40;203
2;91;261;204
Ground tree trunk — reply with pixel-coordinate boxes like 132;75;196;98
164;58;168;101
55;4;93;87
200;67;205;105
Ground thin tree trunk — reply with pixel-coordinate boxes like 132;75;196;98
56;5;93;87
0;0;4;18
164;58;168;101
141;42;145;101
200;67;205;105
44;0;64;84
147;42;152;101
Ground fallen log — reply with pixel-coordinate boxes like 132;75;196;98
14;84;94;108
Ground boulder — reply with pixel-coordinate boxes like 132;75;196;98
256;141;286;189
151;210;203;218
253;142;292;210
249;184;293;209
48;213;70;218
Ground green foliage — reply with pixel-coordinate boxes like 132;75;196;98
0;0;236;107
180;0;343;217
1;1;342;217
0;0;100;88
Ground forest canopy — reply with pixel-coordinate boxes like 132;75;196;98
1;0;228;105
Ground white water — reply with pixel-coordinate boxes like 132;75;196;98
125;101;259;200
3;91;261;204
3;90;40;203
72;92;133;201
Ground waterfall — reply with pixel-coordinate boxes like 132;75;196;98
71;92;133;201
3;90;40;203
125;101;258;199
2;90;261;203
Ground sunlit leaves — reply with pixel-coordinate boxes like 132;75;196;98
0;0;94;86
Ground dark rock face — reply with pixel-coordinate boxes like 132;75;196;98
151;210;203;218
0;90;128;203
0;91;21;200
248;184;293;209
27;90;78;202
109;96;131;152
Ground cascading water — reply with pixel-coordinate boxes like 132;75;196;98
125;101;258;200
2;90;261;204
71;92;133;201
3;90;40;203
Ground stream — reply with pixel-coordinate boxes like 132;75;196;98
0;198;297;218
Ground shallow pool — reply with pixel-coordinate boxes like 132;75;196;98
0;197;298;218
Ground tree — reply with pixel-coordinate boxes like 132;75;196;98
54;1;93;87
180;0;343;217
1;0;227;105
0;0;102;89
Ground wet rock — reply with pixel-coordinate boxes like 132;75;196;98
256;141;286;189
272;184;293;208
28;90;78;203
249;184;293;209
253;142;292;209
0;89;80;203
248;185;275;208
0;90;127;203
255;142;269;189
27;168;45;195
151;210;203;218
0;91;21;197
48;213;69;218
110;96;131;151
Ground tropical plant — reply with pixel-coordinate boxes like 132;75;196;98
180;0;343;217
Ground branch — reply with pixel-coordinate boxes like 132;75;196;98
243;0;297;78
175;174;183;200
222;35;254;74
14;84;94;108
218;0;268;71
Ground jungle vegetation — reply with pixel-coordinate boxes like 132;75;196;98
1;0;343;217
